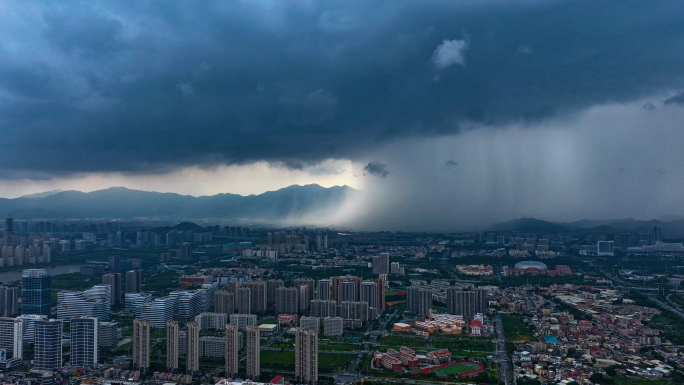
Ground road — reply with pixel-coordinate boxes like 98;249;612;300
601;269;684;320
494;315;512;385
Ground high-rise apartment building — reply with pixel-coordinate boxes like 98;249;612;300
133;318;150;371
406;287;432;317
246;325;260;380
276;287;298;314
446;287;487;318
331;276;361;303
317;279;331;300
70;317;98;368
125;270;142;293
244;281;267;313
266;279;283;308
372;253;390;275
34;319;63;370
224;323;239;378
295;328;318;385
322;317;343;337
0;286;19;316
295;279;314;312
166;321;179;372
186;321;200;374
102;273;122;306
360;281;378;314
214;290;235;315
22;269;51;316
237;287;251;314
0;317;23;359
310;300;337;318
300;316;320;332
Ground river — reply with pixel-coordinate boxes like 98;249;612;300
0;264;85;284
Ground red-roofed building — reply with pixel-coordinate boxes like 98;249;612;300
270;376;285;385
428;349;452;364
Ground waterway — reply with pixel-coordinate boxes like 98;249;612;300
0;264;85;283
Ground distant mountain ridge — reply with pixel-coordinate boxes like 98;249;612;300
0;184;356;220
489;217;684;238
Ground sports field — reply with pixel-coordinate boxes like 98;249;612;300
424;361;484;377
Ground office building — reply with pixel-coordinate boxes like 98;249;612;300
167;321;179;372
244;281;267;313
0;317;23;359
102;273;122;306
372;253;390;275
310;300;337;318
323;317;343;337
140;296;178;329
34;319;63;370
125;270;142;293
214;290;235;315
276;287;298;314
225;323;239;378
57;287;111;321
597;241;615;256
70;317;98;368
15;314;46;343
133;318;150;371
22;269;51;317
317;279;331;300
295;328;318;385
98;321;120;348
237;287;251;314
186;322;199;374
407;287;432;317
446;287;487;318
125;292;153;316
246;325;260;380
0;286;18;317
300;316;320;332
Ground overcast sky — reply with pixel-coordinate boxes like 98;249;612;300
2;0;684;229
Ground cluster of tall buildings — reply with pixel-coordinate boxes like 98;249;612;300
211;275;385;330
407;284;488;318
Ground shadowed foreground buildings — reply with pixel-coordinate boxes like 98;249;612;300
295;327;318;385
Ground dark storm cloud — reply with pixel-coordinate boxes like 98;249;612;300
664;92;684;105
2;0;684;177
363;162;389;178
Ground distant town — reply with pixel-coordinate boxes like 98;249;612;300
1;217;684;385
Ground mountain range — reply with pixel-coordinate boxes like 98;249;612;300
1;184;356;220
489;217;684;238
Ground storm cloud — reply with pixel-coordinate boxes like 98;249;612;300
1;0;684;179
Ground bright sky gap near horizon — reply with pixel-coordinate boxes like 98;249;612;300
3;0;684;230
